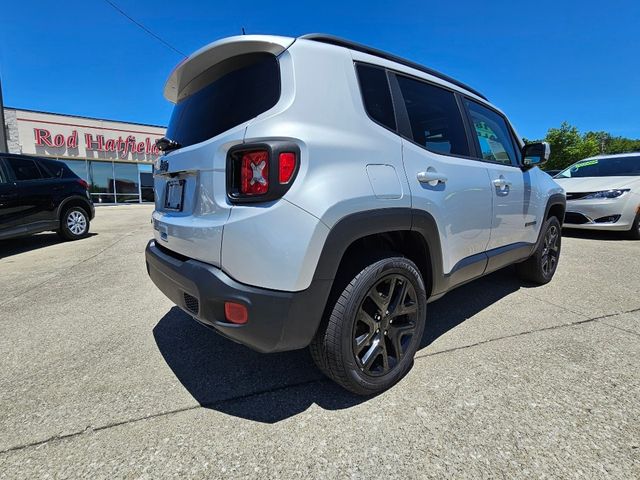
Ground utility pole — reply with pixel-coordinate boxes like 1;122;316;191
0;76;8;153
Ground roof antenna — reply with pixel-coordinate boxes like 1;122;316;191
241;27;246;35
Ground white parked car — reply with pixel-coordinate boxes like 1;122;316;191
146;34;565;394
554;153;640;239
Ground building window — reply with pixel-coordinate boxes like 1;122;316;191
88;160;115;203
60;159;88;182
114;162;140;203
138;163;154;202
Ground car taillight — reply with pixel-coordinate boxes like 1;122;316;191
278;152;296;184
227;141;300;203
76;179;89;190
240;150;269;196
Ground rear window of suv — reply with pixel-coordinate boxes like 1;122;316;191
165;52;280;149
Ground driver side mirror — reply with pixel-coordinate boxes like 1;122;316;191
521;142;550;170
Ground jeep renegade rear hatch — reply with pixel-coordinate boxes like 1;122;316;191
164;52;280;149
152;35;293;266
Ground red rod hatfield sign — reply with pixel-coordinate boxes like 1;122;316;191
33;128;160;158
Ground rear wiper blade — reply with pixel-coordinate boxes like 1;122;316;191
155;137;182;152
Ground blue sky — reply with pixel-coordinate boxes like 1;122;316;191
1;0;638;139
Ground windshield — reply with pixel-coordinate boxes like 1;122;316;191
556;156;640;178
165;52;280;149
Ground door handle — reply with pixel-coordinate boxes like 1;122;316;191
492;177;512;188
417;170;448;185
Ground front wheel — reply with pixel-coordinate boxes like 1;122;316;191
58;206;90;241
516;216;561;285
310;256;427;396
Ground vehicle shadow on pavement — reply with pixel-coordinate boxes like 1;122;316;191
154;268;525;423
0;232;97;259
153;307;367;423
561;228;628;241
420;268;520;349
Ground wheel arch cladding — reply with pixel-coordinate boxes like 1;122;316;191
545;193;566;223
58;196;92;220
311;208;442;299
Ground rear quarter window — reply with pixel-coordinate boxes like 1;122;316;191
37;158;66;178
356;63;396;131
166;53;281;148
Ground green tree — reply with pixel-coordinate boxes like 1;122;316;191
540;122;639;171
543;122;598;170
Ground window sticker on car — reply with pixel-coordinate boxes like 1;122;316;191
571;159;599;171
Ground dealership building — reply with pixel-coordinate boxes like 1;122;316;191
3;107;166;204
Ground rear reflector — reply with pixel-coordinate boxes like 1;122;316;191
240;150;269;196
278;152;296;184
224;302;249;324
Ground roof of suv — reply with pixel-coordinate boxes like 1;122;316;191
165;34;488;104
300;34;488;101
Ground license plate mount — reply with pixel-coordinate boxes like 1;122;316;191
164;179;185;211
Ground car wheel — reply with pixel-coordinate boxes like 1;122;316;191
516;216;561;285
58;206;90;241
310;256;427;396
628;212;640;240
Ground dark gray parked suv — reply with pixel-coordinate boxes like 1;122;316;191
0;153;95;241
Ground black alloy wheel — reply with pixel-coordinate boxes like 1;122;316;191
540;223;560;278
353;274;419;376
516;216;562;285
310;256;427;396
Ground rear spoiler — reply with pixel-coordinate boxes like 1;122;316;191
163;35;295;103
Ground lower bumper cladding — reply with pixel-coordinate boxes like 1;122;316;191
145;240;330;353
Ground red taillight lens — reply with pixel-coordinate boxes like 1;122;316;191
240;150;269;196
76;179;89;190
224;301;248;324
278;152;296;184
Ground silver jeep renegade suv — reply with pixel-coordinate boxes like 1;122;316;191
146;34;565;395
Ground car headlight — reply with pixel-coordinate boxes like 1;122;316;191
582;189;630;199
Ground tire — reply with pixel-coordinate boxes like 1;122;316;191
57;206;90;241
310;256;427;396
628;212;640;240
516;216;561;285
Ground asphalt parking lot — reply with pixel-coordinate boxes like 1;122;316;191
0;204;638;478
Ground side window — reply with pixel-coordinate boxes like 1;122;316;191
356;64;396;131
0;159;9;183
38;159;64;178
5;157;43;181
395;75;470;156
465;100;519;166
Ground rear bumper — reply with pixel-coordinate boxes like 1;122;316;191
145;240;331;353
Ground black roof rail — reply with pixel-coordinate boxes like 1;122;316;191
299;34;488;101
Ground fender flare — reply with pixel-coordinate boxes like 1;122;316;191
544;193;566;222
56;195;94;221
284;207;443;349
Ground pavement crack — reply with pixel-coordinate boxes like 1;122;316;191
519;290;589;319
0;378;325;456
1;307;637;456
415;307;640;361
598;320;640;338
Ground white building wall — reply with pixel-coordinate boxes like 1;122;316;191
2;108;165;163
